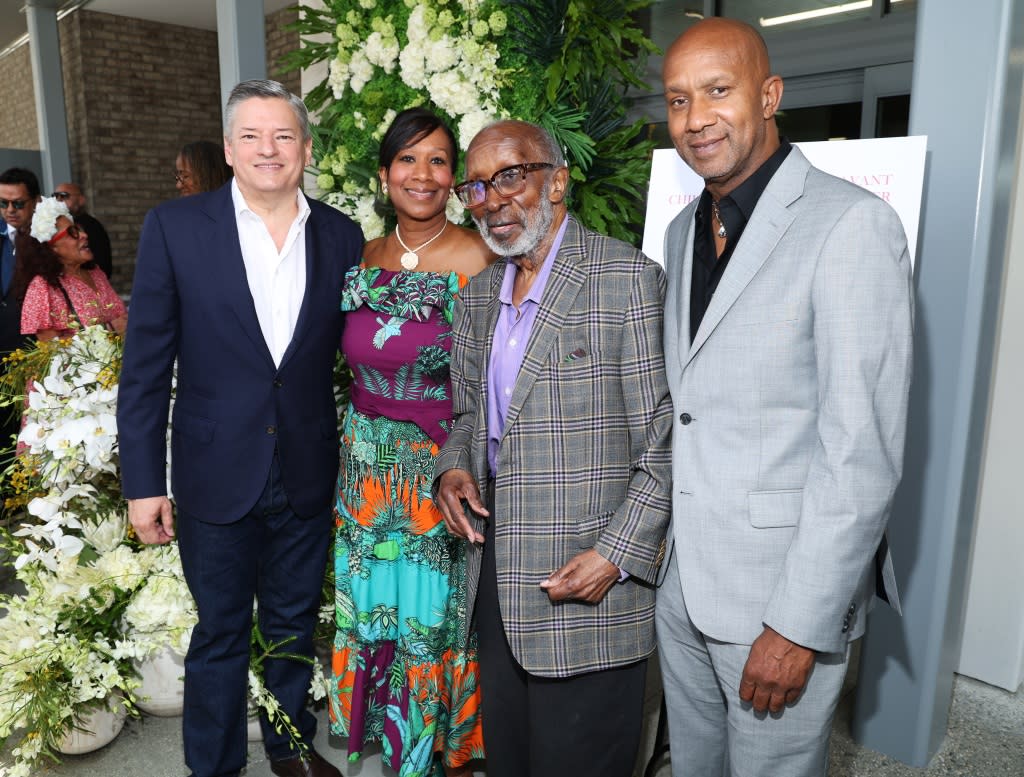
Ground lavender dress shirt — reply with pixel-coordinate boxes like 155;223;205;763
487;218;567;475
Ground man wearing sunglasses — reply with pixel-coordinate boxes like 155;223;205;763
434;120;672;777
0;167;41;512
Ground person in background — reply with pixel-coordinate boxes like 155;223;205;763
0;167;40;512
15;196;126;339
118;79;363;777
435;120;673;777
329;106;493;777
175;139;232;196
655;18;914;776
52;182;113;278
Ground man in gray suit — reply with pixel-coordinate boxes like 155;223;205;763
435;120;672;777
655;18;914;776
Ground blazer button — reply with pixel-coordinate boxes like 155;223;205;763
266;425;276;435
273;378;283;388
679;412;693;425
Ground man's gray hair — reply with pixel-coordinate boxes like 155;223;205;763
224;79;311;143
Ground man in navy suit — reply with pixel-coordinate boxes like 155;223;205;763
118;80;362;777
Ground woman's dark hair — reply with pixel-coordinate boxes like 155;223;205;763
11;230;95;303
378;108;458;172
376;108;458;218
179;140;233;193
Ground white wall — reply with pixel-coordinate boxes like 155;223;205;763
957;77;1024;692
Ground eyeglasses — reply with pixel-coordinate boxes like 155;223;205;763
49;224;83;244
174;171;192;185
453;163;555;208
0;199;28;211
51;191;73;200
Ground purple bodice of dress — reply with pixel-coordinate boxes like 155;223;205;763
340;265;466;447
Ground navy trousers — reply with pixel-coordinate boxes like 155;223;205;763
176;453;332;777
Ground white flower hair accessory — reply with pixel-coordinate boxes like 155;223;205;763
30;196;73;243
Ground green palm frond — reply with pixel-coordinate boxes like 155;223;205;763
503;0;570;65
538;105;597;171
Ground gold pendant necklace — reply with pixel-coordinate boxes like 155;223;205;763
395;221;447;270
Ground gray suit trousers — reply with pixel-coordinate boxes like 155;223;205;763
655;558;850;777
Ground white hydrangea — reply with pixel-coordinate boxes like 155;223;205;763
399;45;427;90
427;70;479;116
457;108;496;150
348;48;375;94
29;196;72;242
365;31;399;72
328;55;351;99
423;35;460;74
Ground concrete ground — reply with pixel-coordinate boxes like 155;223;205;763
12;654;1023;777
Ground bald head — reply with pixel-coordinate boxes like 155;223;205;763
667;18;772;84
468;120;565;167
662;18;783;196
53;182;87;217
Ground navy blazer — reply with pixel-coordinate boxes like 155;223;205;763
117;183;362;523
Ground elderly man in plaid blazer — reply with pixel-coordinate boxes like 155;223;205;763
435;120;673;777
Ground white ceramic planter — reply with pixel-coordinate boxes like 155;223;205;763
135;647;185;716
58;696;127;755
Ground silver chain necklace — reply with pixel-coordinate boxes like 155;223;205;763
711;200;727;239
395;221;447;270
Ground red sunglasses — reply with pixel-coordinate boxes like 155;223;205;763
49;224;83;244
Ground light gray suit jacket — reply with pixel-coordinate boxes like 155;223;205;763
436;216;673;677
661;147;914;654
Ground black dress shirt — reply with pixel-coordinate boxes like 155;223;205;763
689;140;793;342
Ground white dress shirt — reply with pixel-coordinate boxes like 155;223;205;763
231;179;310;366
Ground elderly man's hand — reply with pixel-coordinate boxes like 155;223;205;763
540;549;619;604
436;468;488;544
128;496;175;545
739;626;816;714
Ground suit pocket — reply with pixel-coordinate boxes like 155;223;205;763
748;489;802;528
172;410;216;443
575;510;614;548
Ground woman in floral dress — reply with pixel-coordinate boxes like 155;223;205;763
15;196;126;340
331;108;493;776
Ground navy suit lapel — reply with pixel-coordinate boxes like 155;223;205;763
279;197;325;370
203;185;275;368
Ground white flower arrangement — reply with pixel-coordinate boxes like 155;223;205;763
0;327;194;773
308;0;508;239
291;0;658;245
28;196;72;243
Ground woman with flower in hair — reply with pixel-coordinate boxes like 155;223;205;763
15;196;126;340
331;107;493;776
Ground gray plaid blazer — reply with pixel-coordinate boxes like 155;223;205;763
435;216;673;678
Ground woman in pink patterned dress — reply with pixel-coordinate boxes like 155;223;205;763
15;196;126;341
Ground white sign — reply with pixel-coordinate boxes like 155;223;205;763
642;136;928;267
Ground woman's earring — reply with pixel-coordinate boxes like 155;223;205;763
382;182;389;195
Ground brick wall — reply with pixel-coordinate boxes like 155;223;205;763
70;11;224;292
0;45;40;150
266;6;301;98
0;7;302;293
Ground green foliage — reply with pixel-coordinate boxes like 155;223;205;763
288;0;658;246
